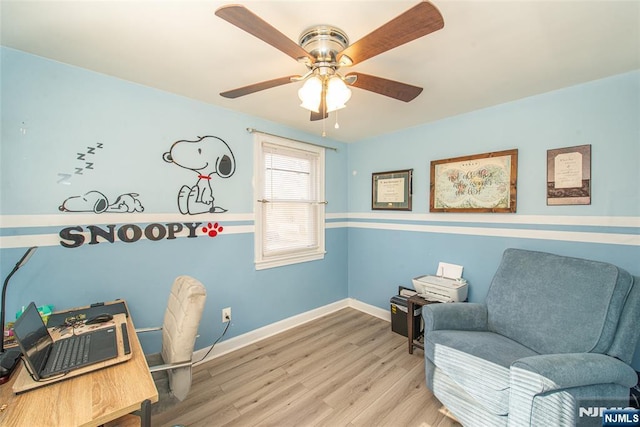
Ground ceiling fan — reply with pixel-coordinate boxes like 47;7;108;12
215;1;444;122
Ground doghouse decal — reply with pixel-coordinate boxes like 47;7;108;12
59;191;144;213
163;135;236;214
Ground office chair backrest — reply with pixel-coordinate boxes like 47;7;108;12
161;275;207;400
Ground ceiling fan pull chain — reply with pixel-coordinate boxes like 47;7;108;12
322;114;327;137
334;110;340;129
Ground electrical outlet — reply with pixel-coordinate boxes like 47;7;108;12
222;307;231;323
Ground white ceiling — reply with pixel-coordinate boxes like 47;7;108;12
2;0;639;143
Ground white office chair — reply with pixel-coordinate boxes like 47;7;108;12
107;276;206;427
140;275;207;402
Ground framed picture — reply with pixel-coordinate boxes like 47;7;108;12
546;144;591;205
372;169;413;211
430;149;518;213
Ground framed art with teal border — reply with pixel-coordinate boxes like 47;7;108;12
372;169;413;211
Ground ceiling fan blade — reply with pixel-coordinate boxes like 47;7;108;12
215;5;314;63
346;72;423;102
310;85;328;121
220;75;299;99
337;1;444;66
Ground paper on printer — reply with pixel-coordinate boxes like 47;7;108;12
412;262;468;303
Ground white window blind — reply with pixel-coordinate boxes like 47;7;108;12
254;134;325;269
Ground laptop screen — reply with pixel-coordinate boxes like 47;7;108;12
13;302;54;376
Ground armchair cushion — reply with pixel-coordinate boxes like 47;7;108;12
485;248;633;355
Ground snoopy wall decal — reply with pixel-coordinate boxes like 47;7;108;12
59;191;144;213
163;135;236;215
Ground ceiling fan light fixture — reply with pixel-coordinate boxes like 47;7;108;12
326;76;351;112
298;76;323;112
217;3;442;125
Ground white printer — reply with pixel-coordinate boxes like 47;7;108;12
412;275;468;303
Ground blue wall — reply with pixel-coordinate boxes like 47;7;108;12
0;47;349;353
1;47;639;368
347;70;640;368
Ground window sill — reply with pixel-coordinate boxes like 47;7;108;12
255;251;326;270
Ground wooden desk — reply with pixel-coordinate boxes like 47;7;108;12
0;303;158;426
407;295;439;354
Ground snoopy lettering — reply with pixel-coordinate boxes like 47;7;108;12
163;135;236;214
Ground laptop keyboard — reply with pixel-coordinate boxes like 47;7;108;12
50;334;91;372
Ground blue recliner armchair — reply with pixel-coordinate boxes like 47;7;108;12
423;248;640;426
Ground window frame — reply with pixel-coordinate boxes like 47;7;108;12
254;133;326;270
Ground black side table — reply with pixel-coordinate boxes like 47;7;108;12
407;295;439;354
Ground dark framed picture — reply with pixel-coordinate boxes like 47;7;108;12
547;144;591;205
372;169;413;211
430;149;518;213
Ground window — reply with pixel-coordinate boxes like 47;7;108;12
254;133;325;270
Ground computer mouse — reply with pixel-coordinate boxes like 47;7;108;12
85;313;113;325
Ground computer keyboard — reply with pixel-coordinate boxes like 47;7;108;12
50;334;91;372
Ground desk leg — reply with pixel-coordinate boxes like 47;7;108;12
407;299;415;354
140;399;151;427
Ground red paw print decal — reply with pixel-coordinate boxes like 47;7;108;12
202;222;223;237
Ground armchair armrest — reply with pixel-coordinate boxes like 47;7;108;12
509;353;637;426
511;353;637;392
423;302;488;332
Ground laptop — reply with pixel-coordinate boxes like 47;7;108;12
12;301;119;380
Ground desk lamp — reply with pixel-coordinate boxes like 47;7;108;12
0;246;38;384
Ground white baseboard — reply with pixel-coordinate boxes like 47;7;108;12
348;298;390;321
193;298;390;366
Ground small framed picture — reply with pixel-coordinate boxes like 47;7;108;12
372;169;413;211
547;144;591;205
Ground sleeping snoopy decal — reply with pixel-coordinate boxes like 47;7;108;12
59;191;144;213
163;135;236;214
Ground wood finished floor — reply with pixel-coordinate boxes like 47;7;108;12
151;308;461;427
